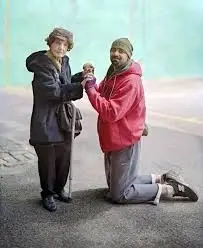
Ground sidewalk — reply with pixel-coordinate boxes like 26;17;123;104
0;80;203;248
0;136;36;176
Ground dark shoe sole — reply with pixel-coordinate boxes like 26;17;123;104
168;179;198;202
58;196;72;203
43;204;57;212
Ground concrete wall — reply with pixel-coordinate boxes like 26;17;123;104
1;0;203;86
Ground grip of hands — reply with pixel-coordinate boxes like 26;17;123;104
81;73;96;90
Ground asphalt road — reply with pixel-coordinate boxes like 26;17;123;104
0;80;203;248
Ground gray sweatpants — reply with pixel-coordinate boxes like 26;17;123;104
104;141;158;203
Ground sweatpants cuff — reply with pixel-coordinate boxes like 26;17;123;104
152;184;162;205
151;174;156;184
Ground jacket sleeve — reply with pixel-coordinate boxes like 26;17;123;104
71;72;84;83
33;66;83;103
86;76;140;123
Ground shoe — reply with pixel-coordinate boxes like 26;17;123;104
163;171;198;201
42;195;57;212
103;188;112;201
162;170;183;183
57;189;72;203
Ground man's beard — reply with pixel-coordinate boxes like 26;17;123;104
110;57;121;66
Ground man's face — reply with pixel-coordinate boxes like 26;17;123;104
50;38;68;58
110;47;129;67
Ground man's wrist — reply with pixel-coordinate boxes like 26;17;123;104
85;84;96;92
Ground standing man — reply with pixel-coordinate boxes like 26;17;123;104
26;28;83;212
82;38;198;204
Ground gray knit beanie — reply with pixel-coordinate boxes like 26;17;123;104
111;38;133;58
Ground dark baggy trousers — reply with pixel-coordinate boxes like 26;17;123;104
34;142;71;198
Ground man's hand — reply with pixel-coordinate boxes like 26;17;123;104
81;79;87;88
81;73;96;91
84;72;94;78
82;73;95;86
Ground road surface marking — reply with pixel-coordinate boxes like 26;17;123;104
148;111;203;125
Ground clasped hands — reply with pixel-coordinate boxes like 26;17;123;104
81;73;96;91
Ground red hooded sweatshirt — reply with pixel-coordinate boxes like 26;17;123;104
86;61;146;152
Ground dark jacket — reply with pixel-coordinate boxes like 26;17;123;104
26;51;83;145
71;71;84;83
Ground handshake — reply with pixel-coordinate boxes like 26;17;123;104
81;63;96;91
81;73;96;91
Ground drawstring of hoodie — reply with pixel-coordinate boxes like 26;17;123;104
102;59;133;99
102;76;117;99
102;77;117;99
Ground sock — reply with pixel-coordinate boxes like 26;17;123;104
152;174;163;184
156;175;163;184
161;184;175;198
151;174;162;184
152;183;162;205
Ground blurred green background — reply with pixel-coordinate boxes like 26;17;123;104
0;0;203;86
